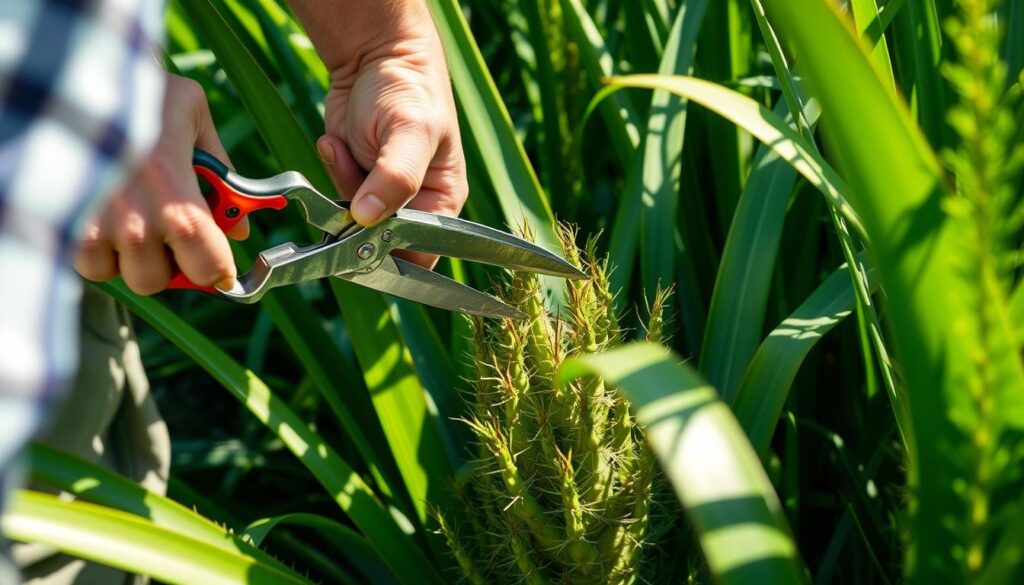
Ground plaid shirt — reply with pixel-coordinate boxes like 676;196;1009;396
0;0;164;572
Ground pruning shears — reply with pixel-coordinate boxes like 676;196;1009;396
167;150;585;319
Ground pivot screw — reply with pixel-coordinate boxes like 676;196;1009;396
381;230;393;242
225;207;240;219
357;243;376;260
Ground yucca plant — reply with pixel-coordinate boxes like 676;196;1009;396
437;228;677;584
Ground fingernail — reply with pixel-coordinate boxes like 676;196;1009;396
215;276;238;292
317;138;335;164
352;194;387;225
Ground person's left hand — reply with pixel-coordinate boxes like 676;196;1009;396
290;0;467;268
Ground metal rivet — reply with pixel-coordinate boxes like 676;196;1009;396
357;243;376;260
381;230;393;242
225;207;240;219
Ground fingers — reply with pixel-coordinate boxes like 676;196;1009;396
155;178;237;291
114;198;173;295
73;218;117;282
73;74;237;294
350;125;435;226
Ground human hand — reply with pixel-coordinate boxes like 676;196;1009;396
291;0;468;267
74;74;245;294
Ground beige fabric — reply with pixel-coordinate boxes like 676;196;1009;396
14;285;170;585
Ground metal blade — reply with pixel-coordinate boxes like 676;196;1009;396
335;256;527;319
384;209;587;279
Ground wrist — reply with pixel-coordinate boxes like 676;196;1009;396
288;0;440;74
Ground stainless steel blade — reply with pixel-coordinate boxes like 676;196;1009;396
335;256;527;319
382;209;587;279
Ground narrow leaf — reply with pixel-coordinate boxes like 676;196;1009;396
558;343;807;585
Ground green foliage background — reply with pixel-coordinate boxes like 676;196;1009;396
5;0;1024;583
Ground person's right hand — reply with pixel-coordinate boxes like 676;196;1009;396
74;74;245;294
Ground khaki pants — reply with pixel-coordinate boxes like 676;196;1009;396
13;286;171;584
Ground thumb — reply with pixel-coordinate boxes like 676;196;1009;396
350;128;434;226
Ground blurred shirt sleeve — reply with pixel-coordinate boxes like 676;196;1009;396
0;0;165;571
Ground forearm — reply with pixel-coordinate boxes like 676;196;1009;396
286;0;440;73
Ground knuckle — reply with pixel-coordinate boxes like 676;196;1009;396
449;172;469;201
377;160;421;196
401;110;444;137
76;227;106;253
117;219;150;252
174;76;208;108
162;204;208;243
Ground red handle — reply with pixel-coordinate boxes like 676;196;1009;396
167;153;288;291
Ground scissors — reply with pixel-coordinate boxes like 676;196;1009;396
167;150;586;319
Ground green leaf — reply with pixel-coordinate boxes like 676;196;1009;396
233;234;403;503
246;0;324;137
1006;0;1024;82
889;0;949;150
848;0;896;92
100;281;445;585
4;491;310;585
560;0;640;167
27;443;302;578
558;343;807;585
732;258;877;454
623;0;665;71
518;0;572;206
595;75;866;238
750;3;905;443
697;0;754;235
767;0;1024;580
699;99;806;401
385;298;468;468
244;514;397;585
636;1;710;353
330;281;457;531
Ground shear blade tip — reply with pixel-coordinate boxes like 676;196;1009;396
487;305;528;320
567;265;589;280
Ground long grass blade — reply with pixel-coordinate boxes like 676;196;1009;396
699;99;808;401
594;75;866;237
637;1;710;354
751;2;906;443
560;0;641;167
733;258;877;454
889;0;949;150
244;514;397;585
100;281;445;585
558;343;807;584
27;443;300;578
767;1;1024;580
4;491;310;585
